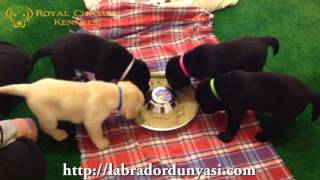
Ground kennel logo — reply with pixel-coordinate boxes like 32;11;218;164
5;7;33;28
4;7;117;28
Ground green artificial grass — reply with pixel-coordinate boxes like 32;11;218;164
214;1;320;179
0;0;319;179
0;1;85;179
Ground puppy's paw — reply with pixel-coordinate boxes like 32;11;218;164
218;131;235;143
95;138;110;150
256;132;269;143
52;130;68;141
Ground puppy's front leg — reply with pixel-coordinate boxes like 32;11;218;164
218;108;245;143
51;59;74;80
83;115;110;150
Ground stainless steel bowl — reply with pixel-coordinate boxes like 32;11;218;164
135;71;199;131
145;86;176;114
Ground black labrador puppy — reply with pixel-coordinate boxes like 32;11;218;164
165;36;279;89
0;41;31;118
195;71;320;142
29;33;150;94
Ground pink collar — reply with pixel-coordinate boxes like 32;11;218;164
179;54;191;78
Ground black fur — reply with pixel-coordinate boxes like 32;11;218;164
0;42;31;118
29;33;151;93
196;71;320;142
165;36;279;89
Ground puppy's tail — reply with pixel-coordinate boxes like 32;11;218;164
27;47;51;70
0;84;30;97
260;36;279;55
309;90;320;121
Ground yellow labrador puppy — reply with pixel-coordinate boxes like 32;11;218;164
0;78;144;150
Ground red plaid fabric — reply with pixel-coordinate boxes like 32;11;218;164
77;1;293;179
78;0;219;71
78;112;293;179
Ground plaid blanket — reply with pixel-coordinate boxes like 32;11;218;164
78;0;218;72
77;1;293;179
78;112;293;179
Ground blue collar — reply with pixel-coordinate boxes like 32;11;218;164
117;86;123;111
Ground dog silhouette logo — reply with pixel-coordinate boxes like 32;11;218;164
5;7;33;28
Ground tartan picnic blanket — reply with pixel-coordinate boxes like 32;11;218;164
76;1;294;179
78;112;293;179
77;0;218;72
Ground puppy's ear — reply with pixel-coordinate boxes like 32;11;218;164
196;79;223;113
165;57;190;89
137;59;151;88
195;81;211;102
137;83;150;95
131;59;150;94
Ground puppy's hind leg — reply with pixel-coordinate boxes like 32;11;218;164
256;100;306;143
36;113;68;141
83;114;110;150
256;112;297;142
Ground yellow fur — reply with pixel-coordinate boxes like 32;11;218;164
0;78;144;150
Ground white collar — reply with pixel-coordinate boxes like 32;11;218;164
120;58;135;81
